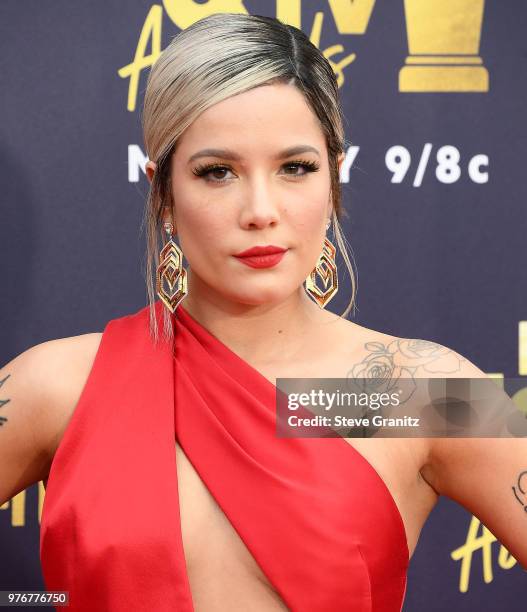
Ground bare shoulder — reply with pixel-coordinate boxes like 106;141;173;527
344;324;491;491
33;332;103;490
0;332;103;503
333;316;474;378
331;318;485;467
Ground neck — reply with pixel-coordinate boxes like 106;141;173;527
179;274;339;366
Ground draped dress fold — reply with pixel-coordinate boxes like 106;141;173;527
40;301;409;611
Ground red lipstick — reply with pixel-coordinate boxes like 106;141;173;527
233;245;288;269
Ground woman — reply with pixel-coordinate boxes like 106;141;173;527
1;12;525;612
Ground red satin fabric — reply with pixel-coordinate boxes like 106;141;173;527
40;301;409;611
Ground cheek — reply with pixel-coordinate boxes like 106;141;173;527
174;199;231;261
289;194;328;267
289;191;328;237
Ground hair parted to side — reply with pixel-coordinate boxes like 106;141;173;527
140;12;358;345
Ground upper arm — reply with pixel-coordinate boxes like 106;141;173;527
0;333;102;506
0;342;60;505
416;343;527;568
425;437;527;567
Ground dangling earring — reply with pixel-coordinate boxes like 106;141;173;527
304;219;338;308
156;221;188;313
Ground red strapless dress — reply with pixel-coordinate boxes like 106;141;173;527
40;301;409;611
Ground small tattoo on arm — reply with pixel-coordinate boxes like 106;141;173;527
512;470;527;512
0;373;11;426
348;338;466;380
346;338;466;397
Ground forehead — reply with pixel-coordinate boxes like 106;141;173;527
174;83;325;158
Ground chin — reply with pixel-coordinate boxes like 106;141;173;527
224;288;291;307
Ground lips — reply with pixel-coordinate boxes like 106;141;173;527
234;245;287;257
233;245;288;269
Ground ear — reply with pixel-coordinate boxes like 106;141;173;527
327;152;346;219
337;151;345;172
161;205;173;226
326;200;333;221
145;160;157;184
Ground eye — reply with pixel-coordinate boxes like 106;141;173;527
191;163;234;184
282;159;321;177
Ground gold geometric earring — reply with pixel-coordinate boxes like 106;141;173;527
304;219;339;308
156;221;188;313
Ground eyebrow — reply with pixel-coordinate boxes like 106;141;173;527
187;145;320;164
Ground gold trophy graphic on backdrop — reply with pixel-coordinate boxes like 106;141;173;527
399;0;489;92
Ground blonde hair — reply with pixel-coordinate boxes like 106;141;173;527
141;12;357;344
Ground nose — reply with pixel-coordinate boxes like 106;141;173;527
238;177;281;230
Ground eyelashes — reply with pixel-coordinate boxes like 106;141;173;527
191;159;321;184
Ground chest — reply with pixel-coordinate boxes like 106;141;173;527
175;441;289;610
